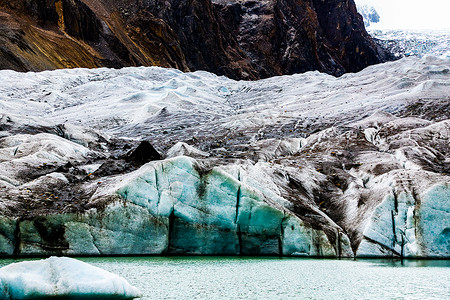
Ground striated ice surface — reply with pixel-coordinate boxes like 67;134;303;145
356;180;449;258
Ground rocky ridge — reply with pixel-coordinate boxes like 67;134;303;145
0;0;390;79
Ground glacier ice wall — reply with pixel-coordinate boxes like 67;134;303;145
0;56;448;258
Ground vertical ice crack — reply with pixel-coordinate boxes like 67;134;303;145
235;169;241;224
400;232;405;258
278;235;283;256
337;231;342;259
392;188;398;213
391;210;397;247
154;167;161;212
411;186;420;206
166;209;175;254
312;230;321;257
235;185;241;224
391;186;399;251
13;219;21;257
278;217;286;256
237;225;243;255
89;227;101;255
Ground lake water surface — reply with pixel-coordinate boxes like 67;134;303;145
1;257;449;299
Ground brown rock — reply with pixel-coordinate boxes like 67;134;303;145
0;0;391;79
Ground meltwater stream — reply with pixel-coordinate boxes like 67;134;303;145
2;257;448;299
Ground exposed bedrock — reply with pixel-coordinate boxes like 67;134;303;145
0;0;390;79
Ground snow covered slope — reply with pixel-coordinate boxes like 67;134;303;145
1;56;447;147
0;56;448;258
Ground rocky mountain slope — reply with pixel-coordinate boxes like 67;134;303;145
0;56;448;258
0;0;390;79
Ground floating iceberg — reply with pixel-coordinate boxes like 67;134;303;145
0;257;141;299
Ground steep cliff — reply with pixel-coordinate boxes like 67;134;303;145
0;0;390;79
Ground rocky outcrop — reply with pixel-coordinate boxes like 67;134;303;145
0;0;189;71
216;0;389;76
0;0;390;79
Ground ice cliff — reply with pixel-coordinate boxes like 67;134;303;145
0;56;448;258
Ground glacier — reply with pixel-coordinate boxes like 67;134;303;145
0;56;448;258
0;256;141;299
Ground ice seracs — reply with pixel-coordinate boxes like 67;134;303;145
0;256;141;299
166;142;210;158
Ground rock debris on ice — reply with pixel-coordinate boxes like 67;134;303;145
0;56;448;258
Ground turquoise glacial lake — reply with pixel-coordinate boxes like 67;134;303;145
1;257;449;299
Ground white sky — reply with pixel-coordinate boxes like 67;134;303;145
355;0;450;29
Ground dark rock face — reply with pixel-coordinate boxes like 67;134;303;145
61;0;101;41
0;0;390;79
215;0;389;76
126;141;162;164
